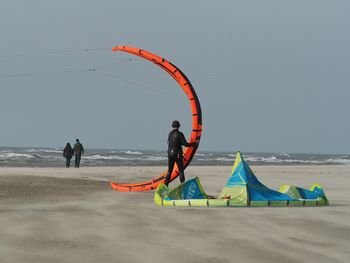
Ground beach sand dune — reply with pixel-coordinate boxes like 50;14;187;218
0;166;349;263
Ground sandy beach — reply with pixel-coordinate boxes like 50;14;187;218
0;165;349;263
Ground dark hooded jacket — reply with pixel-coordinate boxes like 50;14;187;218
63;143;74;159
167;129;195;158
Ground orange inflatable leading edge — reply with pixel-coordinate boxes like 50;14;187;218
110;45;202;192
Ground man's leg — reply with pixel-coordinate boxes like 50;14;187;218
75;156;78;167
77;155;81;168
176;158;185;183
165;158;175;186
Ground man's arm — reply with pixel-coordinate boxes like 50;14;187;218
180;133;196;147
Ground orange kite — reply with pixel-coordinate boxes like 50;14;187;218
110;45;202;192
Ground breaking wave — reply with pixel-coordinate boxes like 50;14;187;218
0;147;349;167
0;153;37;159
123;150;143;155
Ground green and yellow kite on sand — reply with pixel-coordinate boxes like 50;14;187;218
154;152;328;207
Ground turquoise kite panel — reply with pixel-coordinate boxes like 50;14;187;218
166;178;207;200
248;184;295;201
297;187;325;200
226;161;260;186
226;153;296;201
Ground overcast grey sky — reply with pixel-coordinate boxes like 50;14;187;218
0;1;349;154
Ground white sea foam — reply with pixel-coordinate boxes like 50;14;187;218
0;150;12;153
144;156;167;161
279;153;291;157
325;158;350;165
84;155;135;161
123;150;143;155
245;156;279;163
25;149;61;154
0;153;36;159
40;149;62;154
280;159;323;164
215;157;233;162
245;156;328;164
230;153;337;164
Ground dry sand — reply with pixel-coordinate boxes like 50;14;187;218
0;165;349;263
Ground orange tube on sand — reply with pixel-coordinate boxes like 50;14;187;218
110;45;202;192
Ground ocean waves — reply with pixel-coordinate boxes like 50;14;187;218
0;152;37;159
0;147;349;167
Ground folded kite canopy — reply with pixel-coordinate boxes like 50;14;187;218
155;152;329;207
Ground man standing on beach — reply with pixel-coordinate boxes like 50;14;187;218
165;120;198;186
73;139;84;168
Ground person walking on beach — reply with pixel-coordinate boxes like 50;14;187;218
165;120;198;186
73;139;84;168
63;143;74;168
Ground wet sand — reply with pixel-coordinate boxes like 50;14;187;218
0;165;349;263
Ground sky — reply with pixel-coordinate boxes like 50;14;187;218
0;1;349;154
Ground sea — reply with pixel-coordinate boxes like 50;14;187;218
0;147;349;167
